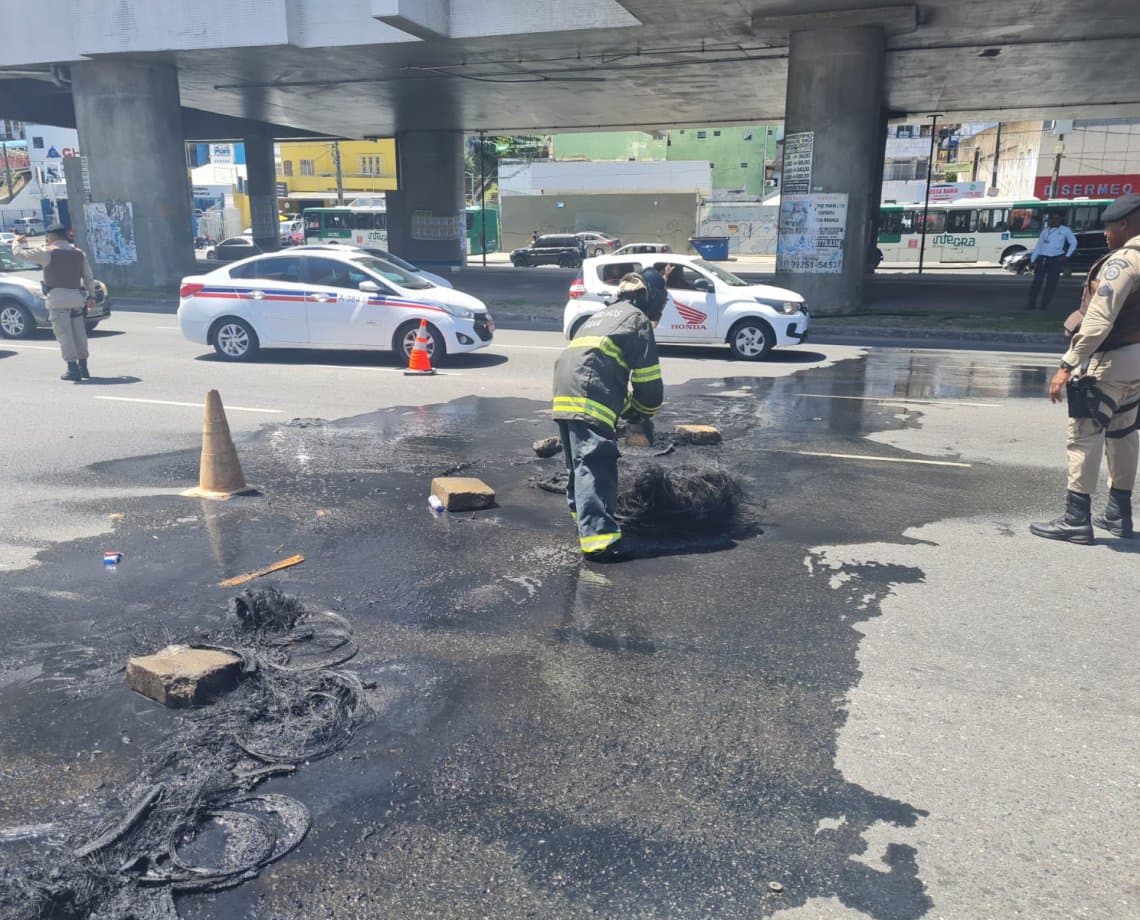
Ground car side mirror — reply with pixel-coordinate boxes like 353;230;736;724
359;280;381;293
692;278;712;292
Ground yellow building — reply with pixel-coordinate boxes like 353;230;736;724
276;138;398;200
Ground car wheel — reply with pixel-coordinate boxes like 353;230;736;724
84;320;100;333
0;301;36;339
210;317;260;361
1000;245;1026;264
874;248;884;268
569;317;590;339
394;320;446;365
728;318;775;360
593;247;604;257
206;249;216;260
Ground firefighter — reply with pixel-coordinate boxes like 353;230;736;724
14;223;97;381
552;268;667;561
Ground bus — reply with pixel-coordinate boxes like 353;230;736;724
875;197;1112;267
465;206;500;255
303;205;388;248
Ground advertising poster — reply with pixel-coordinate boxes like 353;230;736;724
84;200;137;266
776;193;848;274
781;132;814;195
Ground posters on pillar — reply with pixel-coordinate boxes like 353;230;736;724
84;200;137;266
210;143;235;167
411;210;463;241
781;132;814;195
776;193;848;274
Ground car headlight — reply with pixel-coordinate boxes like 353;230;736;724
437;303;475;319
758;299;802;315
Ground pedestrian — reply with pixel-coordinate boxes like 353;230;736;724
1030;193;1140;544
14;223;97;381
1025;209;1078;311
552;268;667;562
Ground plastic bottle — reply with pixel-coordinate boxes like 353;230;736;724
427;494;444;513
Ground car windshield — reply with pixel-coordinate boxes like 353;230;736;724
351;255;433;290
0;246;39;271
691;259;750;287
359;248;420;273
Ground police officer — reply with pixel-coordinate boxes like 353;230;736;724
552;268;667;561
14;223;97;381
1031;193;1140;543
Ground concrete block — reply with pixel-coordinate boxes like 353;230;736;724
533;436;562;458
673;424;722;445
430;476;496;511
126;645;243;708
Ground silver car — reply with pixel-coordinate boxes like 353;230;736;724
0;245;111;339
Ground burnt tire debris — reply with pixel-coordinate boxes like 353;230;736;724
0;588;369;920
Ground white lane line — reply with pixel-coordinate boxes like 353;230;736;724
768;448;971;468
305;364;461;375
0;342;60;351
95;396;282;413
794;393;1001;409
492;343;564;351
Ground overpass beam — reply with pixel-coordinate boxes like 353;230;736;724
385;131;465;269
71;59;195;289
244;127;281;253
776;26;887;313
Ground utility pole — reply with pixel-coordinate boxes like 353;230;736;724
971;145;981;182
1049;133;1065;199
990;122;1002;193
332;141;344;205
918;113;941;276
1;140;12;202
479;130;487;268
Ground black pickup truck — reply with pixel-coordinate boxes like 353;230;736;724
510;234;583;268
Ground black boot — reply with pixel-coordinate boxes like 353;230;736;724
1030;490;1094;544
60;361;81;382
1093;487;1134;538
78;359;90;379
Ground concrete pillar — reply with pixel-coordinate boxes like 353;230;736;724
776;26;887;314
244;128;280;252
385;131;465;268
70;59;195;289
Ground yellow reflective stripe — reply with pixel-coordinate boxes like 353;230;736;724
569;511;577;521
630;364;661;384
628;396;660;417
552;396;617;427
580;532;622;552
566;335;628;370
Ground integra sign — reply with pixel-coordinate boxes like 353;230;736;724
933;234;975;247
1033;175;1140;198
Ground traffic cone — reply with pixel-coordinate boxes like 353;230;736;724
404;319;436;376
182;390;259;500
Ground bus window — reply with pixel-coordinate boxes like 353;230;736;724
1008;208;1043;233
976;208;1009;233
878;211;902;236
353;212;374;230
305;214;322;233
900;211;917;232
1071;205;1104;231
325;212;350;232
916;210;945;234
946;210;977;233
373;212;387;231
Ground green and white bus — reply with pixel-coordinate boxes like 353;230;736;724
875;196;1111;266
303;205;388;248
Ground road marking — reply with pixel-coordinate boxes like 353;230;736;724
795;393;1001;408
95;396;282;413
767;448;971;468
493;343;564;351
0;342;60;351
305;364;460;375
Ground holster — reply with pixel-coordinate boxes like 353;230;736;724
1066;376;1113;428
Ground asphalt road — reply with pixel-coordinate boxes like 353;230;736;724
0;310;1136;919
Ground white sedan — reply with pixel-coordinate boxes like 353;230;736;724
564;254;808;360
178;249;494;362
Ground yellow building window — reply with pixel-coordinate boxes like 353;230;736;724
283;161;293;177
359;155;385;176
300;159;315;176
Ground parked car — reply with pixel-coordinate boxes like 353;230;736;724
178;248;493;362
207;237;263;262
612;242;672;256
0;232;17;245
576;231;623;257
510;234;582;268
295;242;453;288
564;254;808;360
1002;229;1110;276
0;245;111;339
11;217;44;236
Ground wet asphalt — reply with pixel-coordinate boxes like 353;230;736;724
0;349;1119;919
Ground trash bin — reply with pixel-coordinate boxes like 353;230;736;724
688;236;729;260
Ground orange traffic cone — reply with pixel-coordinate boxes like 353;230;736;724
404;319;436;376
182;390;259;500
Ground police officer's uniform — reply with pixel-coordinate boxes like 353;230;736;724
1031;195;1140;543
552;271;665;559
14;225;96;380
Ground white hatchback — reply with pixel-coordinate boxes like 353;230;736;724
178;249;493;362
564;254;809;360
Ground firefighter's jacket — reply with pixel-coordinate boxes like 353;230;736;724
552;302;663;437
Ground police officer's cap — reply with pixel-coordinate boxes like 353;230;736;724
45;222;68;234
1101;194;1140;223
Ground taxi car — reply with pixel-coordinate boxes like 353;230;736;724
0;244;111;339
564;253;808;360
178;248;493;362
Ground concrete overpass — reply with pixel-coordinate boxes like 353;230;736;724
2;1;1138;308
